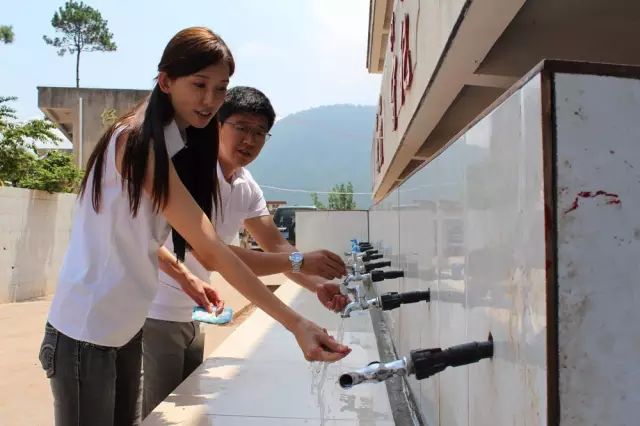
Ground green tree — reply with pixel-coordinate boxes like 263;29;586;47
0;25;14;44
0;145;36;187
21;151;83;193
310;192;325;209
327;182;356;210
327;184;342;209
43;1;117;88
0;96;71;189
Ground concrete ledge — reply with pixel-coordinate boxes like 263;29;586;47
144;280;394;425
0;187;75;302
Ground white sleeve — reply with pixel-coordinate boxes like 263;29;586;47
247;182;270;219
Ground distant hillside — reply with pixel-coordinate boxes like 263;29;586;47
247;104;376;209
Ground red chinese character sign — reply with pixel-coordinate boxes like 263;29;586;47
388;10;413;132
400;13;413;105
375;1;415;181
390;12;396;53
390;55;398;131
375;97;384;173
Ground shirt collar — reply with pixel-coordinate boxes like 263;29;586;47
164;120;186;158
217;161;246;187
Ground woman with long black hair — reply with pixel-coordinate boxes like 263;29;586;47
39;27;350;426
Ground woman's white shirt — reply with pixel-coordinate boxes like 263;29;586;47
48;122;185;347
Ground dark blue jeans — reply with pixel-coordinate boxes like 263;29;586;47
39;323;142;426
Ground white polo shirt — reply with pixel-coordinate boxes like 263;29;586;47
147;162;270;322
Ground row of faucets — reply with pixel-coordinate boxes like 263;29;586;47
337;240;493;389
338;240;430;318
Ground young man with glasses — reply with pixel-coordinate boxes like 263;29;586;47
142;86;350;417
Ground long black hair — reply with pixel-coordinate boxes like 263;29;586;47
79;27;235;261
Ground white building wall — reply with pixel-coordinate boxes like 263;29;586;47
369;69;640;425
295;210;369;256
371;75;547;425
555;73;640;425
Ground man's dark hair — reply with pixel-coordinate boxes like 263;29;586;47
218;86;276;129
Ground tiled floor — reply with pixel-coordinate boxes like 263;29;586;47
143;281;393;425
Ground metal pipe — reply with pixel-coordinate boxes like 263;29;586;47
338;358;410;389
78;96;83;168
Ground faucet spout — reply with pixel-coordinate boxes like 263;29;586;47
341;300;366;318
338;358;410;388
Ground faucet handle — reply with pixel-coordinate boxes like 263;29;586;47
364;261;391;272
363;253;383;262
379;290;430;310
398;290;430;304
383;270;404;279
410;340;494;380
371;270;404;282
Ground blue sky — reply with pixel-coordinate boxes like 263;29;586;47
2;0;381;122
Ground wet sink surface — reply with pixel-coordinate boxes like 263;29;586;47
143;281;393;425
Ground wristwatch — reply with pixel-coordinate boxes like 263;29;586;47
289;251;304;273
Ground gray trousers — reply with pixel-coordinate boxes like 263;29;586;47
141;318;205;418
39;322;143;426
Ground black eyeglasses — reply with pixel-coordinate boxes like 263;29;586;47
225;120;271;142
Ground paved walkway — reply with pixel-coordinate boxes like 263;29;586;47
0;274;284;426
0;298;53;426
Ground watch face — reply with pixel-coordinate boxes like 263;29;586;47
291;252;303;263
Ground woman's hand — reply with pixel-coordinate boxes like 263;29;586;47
289;318;351;362
180;274;225;315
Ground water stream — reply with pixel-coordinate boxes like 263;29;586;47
309;317;346;425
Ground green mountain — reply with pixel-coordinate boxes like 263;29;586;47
247;104;376;209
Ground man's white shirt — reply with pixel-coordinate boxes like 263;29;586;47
147;162;269;322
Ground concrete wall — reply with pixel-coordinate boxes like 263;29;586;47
554;72;640;426
0;187;75;302
38;87;150;168
369;72;547;425
0;184;258;311
368;67;640;425
295;210;369;256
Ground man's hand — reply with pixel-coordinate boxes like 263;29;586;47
301;250;347;280
316;282;349;313
179;274;225;315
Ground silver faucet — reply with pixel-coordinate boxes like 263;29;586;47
338;358;411;389
339;270;408;318
344;250;383;274
338;270;376;318
339;271;371;295
339;340;494;389
347;254;365;275
341;299;365;318
341;295;379;318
